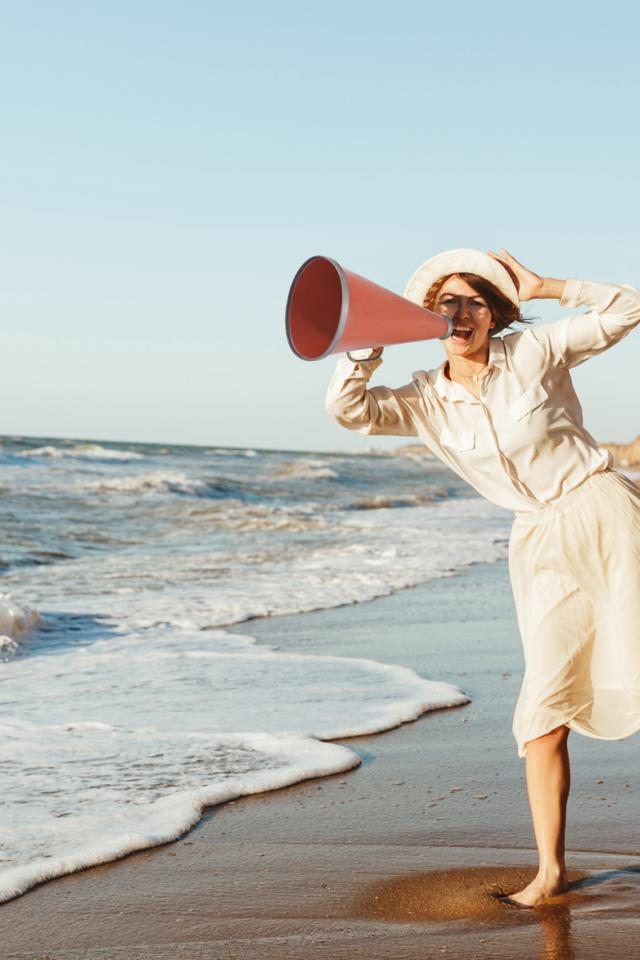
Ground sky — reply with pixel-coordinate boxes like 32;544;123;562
1;0;638;452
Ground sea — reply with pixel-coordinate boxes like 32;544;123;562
0;435;513;902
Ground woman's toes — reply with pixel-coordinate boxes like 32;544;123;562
497;894;535;910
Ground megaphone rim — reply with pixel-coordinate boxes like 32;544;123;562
285;255;349;361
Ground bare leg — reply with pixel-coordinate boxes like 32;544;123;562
506;724;571;907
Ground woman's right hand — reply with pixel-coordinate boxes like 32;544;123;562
487;248;545;301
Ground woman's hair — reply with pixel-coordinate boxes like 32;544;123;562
422;272;535;336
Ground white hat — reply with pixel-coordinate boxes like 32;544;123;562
403;248;520;308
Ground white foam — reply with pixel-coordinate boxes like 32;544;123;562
351;488;447;509
0;726;359;903
204;448;258;458
20;444;143;462
275;458;338;480
1;499;509;633
198;501;333;532
85;471;209;496
0;637;467;903
0;594;40;652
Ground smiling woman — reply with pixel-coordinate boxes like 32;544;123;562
324;245;640;909
422;266;534;399
433;278;504;393
425;273;527;336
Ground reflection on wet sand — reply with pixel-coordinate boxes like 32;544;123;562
353;863;640;960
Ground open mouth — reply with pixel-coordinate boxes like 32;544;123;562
451;326;474;342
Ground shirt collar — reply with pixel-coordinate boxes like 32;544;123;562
434;335;506;402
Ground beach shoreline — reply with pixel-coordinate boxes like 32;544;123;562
1;560;639;959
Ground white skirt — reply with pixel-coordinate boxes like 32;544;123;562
508;469;640;759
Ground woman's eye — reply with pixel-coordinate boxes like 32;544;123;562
438;298;486;309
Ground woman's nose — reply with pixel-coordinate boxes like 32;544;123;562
454;298;472;320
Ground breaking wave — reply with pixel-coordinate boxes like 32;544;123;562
20;444;143;462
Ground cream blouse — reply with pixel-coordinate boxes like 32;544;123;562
325;278;640;514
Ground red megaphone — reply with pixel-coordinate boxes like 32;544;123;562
285;255;452;361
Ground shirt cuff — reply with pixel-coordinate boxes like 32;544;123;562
333;353;384;378
559;278;585;308
346;347;384;361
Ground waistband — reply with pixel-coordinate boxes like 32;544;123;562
513;468;615;525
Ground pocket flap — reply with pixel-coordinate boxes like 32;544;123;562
440;427;475;451
508;382;549;421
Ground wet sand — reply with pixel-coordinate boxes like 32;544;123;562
1;560;639;959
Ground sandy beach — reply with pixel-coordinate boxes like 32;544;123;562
1;559;639;960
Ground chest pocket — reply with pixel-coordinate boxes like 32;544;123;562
508;381;549;421
440;427;476;452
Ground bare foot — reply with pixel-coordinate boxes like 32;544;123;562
502;868;570;908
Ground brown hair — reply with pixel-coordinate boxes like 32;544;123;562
423;273;535;337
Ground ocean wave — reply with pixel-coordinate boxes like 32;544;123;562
20;444;143;462
205;447;258;458
85;471;214;497
0;594;40;653
0;725;359;904
1;499;510;635
0;550;75;572
0;441;508;906
0;641;468;903
349;487;448;510
84;471;271;501
275;459;338;480
197;503;331;532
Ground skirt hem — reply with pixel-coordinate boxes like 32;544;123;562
516;714;640;759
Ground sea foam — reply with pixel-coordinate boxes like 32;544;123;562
19;443;143;462
1;498;509;635
0;594;40;653
85;470;210;496
0;724;360;903
0;636;468;903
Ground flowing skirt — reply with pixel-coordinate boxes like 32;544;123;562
508;469;640;759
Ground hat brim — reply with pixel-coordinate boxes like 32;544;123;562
403;248;520;308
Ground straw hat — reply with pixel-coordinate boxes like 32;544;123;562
403;248;520;308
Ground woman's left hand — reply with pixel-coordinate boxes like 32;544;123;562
487;248;544;301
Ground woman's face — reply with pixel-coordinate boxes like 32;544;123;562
432;276;495;362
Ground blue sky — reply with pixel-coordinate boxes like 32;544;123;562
1;1;638;452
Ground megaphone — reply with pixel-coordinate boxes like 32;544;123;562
285;255;453;361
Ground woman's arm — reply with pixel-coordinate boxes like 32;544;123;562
488;248;640;368
531;278;640;368
324;351;421;437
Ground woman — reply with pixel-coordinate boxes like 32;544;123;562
324;247;640;909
